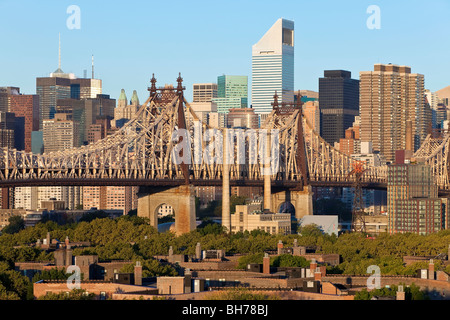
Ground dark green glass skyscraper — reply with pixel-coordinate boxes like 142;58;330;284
213;75;248;114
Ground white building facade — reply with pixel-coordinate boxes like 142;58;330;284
251;18;294;115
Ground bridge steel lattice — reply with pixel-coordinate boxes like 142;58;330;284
0;74;446;233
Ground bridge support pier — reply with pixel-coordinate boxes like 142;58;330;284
1;188;10;209
137;185;196;236
271;186;314;220
222;129;231;233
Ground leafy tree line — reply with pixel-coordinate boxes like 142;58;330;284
354;283;429;300
0;215;449;287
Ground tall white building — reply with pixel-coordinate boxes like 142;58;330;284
251;18;294;115
14;186;82;211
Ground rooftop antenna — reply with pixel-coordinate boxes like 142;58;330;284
58;33;61;71
91;54;94;79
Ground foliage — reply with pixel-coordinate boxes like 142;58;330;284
298;224;325;237
0;212;448;290
270;254;310;268
2;216;25;234
32;269;69;283
196;200;220;219
119;259;178;277
37;289;95;300
0;265;32;300
205;196;248;217
196;220;226;236
158;214;175;224
207;288;280;300
230;196;248;214
354;283;429;300
237;252;265;269
78;210;110;223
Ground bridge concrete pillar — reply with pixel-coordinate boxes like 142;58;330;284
271;186;314;220
1;188;10;209
222;129;231;233
263;172;272;211
290;186;314;220
263;133;272;211
137;185;196;236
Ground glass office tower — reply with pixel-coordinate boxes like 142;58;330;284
319;70;359;145
213;75;248;114
252;18;294;115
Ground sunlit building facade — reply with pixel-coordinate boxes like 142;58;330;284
252;18;294;115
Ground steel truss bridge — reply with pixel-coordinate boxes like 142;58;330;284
0;74;447;194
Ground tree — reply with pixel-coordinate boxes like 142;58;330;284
0;269;32;300
298;224;324;237
32;269;69;283
197;220;225;236
270;254;310;268
230;196;247;214
197;200;219;219
38;289;95;300
2;216;25;234
78;210;110;223
314;198;351;222
237;252;265;269
119;259;178;277
354;283;429;300
207;288;279;300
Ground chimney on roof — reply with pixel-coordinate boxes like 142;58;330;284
263;253;270;274
277;240;283;255
195;242;202;261
134;261;142;286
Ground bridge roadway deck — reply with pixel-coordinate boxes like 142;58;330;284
4;178;450;196
0;178;388;190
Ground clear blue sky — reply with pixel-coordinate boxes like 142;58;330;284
0;0;449;102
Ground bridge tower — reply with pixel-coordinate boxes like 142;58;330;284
137;74;196;236
268;92;314;220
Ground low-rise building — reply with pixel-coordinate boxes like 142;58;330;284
298;215;338;236
231;203;291;234
0;209;26;230
353;214;388;235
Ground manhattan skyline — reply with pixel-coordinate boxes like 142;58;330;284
0;0;449;101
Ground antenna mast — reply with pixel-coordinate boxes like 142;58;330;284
58;33;61;70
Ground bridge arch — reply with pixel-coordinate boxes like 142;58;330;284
278;201;295;216
137;186;196;236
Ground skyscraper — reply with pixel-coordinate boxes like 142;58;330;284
9;94;40;152
37;34;103;129
387;163;443;235
212;75;248;114
0;87;20;113
360;64;429;162
70;78;102;99
0;112;15;149
319;70;359;145
56;94;115;146
252;18;294;115
42;113;79;153
193;83;218;103
114;89;139;127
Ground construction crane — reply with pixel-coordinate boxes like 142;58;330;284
347;161;366;233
